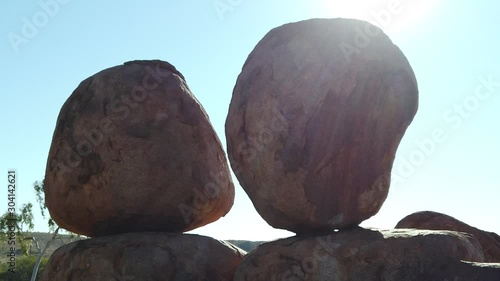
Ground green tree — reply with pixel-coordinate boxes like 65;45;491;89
0;203;35;255
0;181;79;281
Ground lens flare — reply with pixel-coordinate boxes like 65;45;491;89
320;0;437;34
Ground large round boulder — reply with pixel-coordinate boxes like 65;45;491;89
39;233;246;281
225;18;418;233
44;60;234;237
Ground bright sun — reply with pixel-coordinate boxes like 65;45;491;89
321;0;437;33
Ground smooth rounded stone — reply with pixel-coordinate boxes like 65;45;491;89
234;227;496;281
39;233;246;281
225;18;418;233
44;60;234;237
396;211;500;262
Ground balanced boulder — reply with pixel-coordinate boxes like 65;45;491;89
234;227;500;281
396;211;500;262
40;233;246;281
44;60;234;237
225;18;418;233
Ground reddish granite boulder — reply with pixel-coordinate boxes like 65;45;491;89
44;60;234;237
225;18;418;233
396;211;500;262
234;227;500;281
40;233;246;281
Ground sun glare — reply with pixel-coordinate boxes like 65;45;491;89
321;0;437;33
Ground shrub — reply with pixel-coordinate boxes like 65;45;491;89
0;255;48;281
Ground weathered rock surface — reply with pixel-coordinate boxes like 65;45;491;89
44;60;234;237
396;211;500;262
234;227;500;281
40;233;246;281
225;18;418;233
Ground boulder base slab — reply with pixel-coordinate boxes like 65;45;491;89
234;228;500;281
40;233;245;281
396;211;500;262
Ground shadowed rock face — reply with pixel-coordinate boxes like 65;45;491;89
396;211;500;263
39;233;246;281
234;227;500;281
44;60;234;237
225;18;418;233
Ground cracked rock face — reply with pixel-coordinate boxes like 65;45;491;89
225;18;418;233
44;60;234;237
39;233;246;281
234;228;500;281
396;211;500;263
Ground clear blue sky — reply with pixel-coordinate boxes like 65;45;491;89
1;0;499;241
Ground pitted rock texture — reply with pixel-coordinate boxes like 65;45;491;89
39;233;246;281
44;60;234;237
396;211;500;262
234;227;500;281
225;18;418;233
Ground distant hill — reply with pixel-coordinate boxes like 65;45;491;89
1;232;264;261
226;240;265;252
